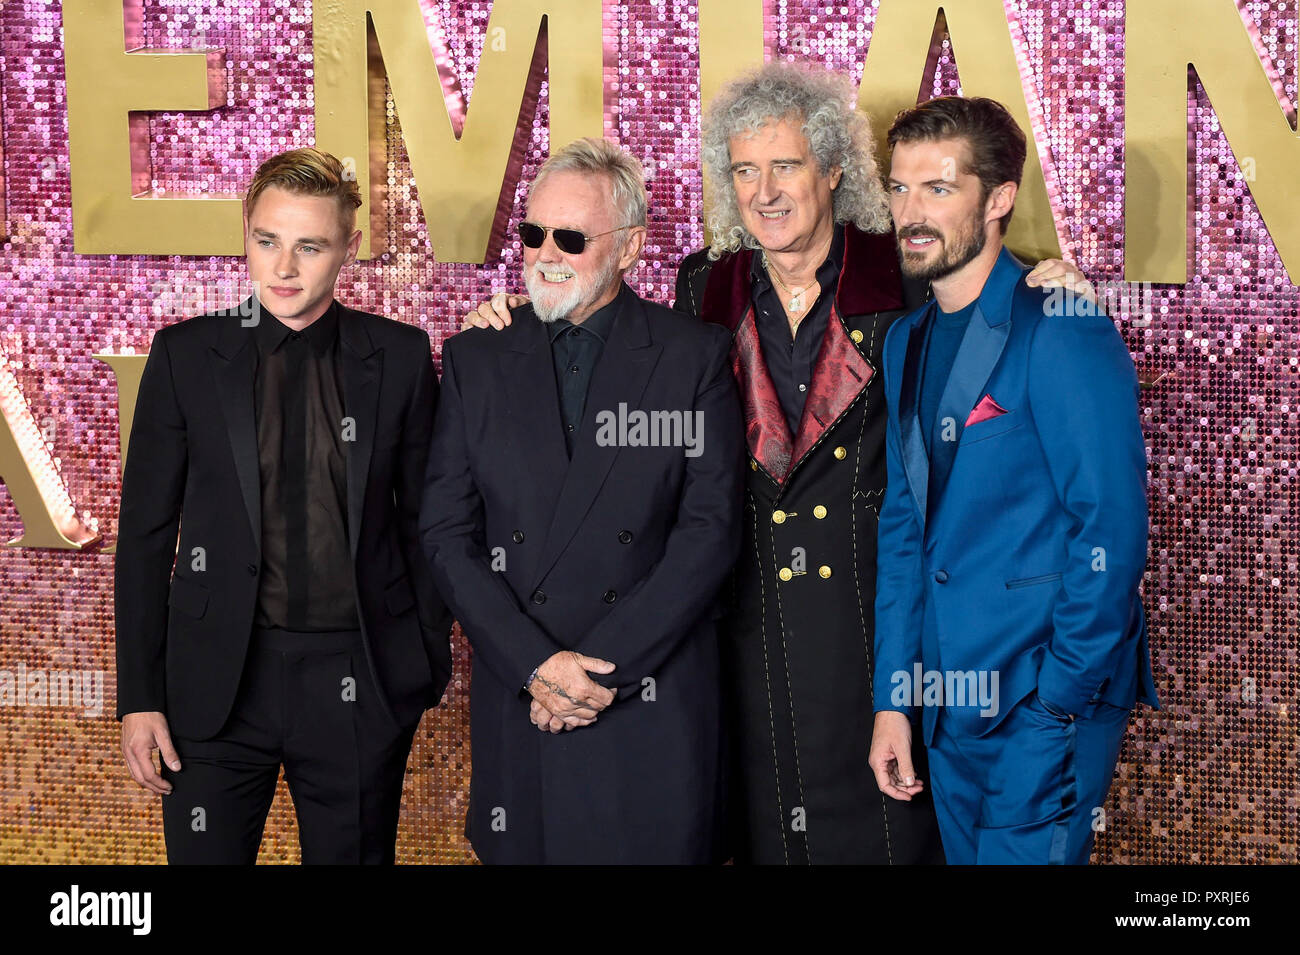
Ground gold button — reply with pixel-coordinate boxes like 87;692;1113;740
833;446;847;460
772;510;786;524
813;505;827;519
850;329;864;344
779;567;793;581
818;565;832;579
750;460;758;471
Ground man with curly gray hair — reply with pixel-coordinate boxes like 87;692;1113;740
696;63;893;259
462;63;1087;867
674;61;946;866
677;63;1083;866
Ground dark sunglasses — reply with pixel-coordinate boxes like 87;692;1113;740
517;221;632;255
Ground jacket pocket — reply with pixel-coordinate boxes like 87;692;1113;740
168;573;210;619
1005;572;1063;590
961;408;1023;444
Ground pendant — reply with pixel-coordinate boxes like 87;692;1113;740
788;288;805;312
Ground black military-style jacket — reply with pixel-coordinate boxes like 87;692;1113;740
673;224;945;865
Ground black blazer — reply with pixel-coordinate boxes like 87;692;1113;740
420;286;745;863
114;298;453;740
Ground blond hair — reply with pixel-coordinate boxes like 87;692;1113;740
245;148;362;237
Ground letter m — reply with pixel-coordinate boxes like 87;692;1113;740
315;1;603;262
946;670;977;708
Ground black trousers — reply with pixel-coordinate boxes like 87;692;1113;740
160;627;418;864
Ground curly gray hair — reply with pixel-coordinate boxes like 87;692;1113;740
700;62;892;258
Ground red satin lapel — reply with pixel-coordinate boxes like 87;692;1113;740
731;306;794;480
697;226;898;485
790;303;874;467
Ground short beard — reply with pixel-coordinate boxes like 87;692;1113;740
898;206;988;283
525;248;622;324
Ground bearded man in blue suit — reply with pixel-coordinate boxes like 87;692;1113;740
868;96;1159;865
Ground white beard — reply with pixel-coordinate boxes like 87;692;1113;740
525;249;621;323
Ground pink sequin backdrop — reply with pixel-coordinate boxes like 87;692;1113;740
0;1;1295;863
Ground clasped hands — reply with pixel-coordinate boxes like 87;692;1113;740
527;650;617;734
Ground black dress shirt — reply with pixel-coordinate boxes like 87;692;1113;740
751;224;845;436
252;299;359;631
548;284;623;457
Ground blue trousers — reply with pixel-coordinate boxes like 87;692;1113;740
926;690;1131;864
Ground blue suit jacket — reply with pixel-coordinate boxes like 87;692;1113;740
873;246;1160;747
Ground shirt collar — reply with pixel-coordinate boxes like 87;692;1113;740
547;283;624;344
255;298;340;356
750;221;846;293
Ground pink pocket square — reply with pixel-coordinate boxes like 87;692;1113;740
965;394;1009;427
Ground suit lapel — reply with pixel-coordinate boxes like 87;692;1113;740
788;301;874;472
339;305;381;559
209;306;262;552
699;247;755;333
927;305;1009;516
927;246;1026;521
530;293;661;588
699;225;906;488
731;306;794;481
897;302;933;526
782;226;903;480
697;246;794;481
784;226;897;474
500;311;571;584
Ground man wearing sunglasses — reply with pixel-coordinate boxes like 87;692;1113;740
460;65;1091;866
420;137;744;864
